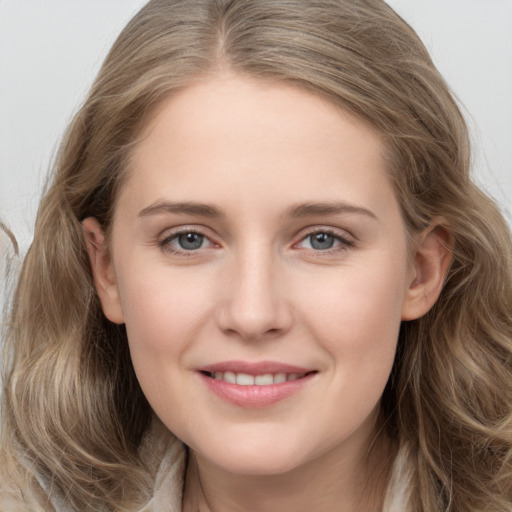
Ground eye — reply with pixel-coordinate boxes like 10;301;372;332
296;229;354;252
160;229;214;254
173;232;208;251
305;232;337;250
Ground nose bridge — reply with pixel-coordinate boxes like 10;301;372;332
217;240;291;340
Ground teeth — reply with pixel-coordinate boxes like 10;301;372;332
224;371;236;384
255;374;274;385
236;373;255;386
207;371;308;385
274;372;287;383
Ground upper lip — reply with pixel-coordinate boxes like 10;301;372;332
197;360;314;375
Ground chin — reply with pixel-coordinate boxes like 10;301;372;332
210;452;306;477
191;429;315;476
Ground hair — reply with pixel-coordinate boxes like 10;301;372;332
2;0;512;510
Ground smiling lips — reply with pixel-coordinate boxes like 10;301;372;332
197;361;317;407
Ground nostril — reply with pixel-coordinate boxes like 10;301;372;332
214;286;294;341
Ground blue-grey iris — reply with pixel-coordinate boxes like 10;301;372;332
310;233;335;250
178;233;204;250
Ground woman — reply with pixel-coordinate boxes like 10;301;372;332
2;0;512;510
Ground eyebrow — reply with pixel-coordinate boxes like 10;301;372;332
138;200;377;220
285;202;377;220
138;201;223;218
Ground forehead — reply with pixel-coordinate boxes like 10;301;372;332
120;73;395;218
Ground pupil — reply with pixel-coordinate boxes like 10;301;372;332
178;233;204;250
311;233;334;250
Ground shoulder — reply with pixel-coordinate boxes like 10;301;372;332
382;443;414;512
139;417;188;511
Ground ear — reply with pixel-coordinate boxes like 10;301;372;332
401;220;453;321
82;217;125;324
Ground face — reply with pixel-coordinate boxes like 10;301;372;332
87;74;428;477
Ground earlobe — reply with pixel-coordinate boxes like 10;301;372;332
401;221;453;321
82;217;125;324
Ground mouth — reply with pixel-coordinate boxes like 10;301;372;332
200;370;317;386
196;361;318;407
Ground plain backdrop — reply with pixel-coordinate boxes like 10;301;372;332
1;0;511;253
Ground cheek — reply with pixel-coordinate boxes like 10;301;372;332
300;258;407;340
296;256;407;389
116;265;217;361
114;267;220;423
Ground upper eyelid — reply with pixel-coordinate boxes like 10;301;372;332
159;225;216;240
295;225;356;242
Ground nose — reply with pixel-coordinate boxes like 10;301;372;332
215;246;293;341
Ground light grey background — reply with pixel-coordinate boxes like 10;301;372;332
1;1;511;254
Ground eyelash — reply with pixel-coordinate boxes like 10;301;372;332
158;227;355;256
159;228;214;256
295;228;355;255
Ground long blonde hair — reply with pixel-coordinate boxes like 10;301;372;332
2;1;512;510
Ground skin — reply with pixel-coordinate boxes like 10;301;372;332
84;73;451;512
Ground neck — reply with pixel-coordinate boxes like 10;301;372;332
182;429;395;512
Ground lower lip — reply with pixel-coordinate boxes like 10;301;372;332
199;372;316;408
